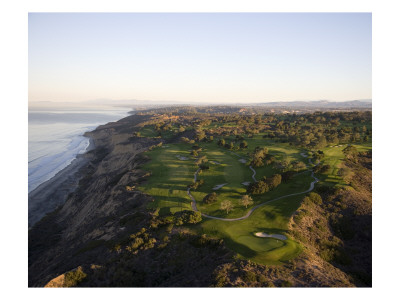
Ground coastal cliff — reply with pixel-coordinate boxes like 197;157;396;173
28;114;158;286
28;112;370;287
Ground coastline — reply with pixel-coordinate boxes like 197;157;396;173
28;137;95;228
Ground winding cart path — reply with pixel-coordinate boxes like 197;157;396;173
188;154;318;222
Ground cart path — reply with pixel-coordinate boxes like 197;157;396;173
188;155;318;221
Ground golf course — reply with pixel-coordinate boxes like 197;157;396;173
138;134;332;264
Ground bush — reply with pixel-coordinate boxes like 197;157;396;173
174;210;202;225
280;280;293;287
64;266;87;287
243;271;257;282
247;174;282;195
308;192;323;205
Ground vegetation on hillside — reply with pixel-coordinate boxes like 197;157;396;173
29;107;372;287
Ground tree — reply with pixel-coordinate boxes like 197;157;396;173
203;192;217;204
240;195;253;208
220;200;233;214
218;138;226;147
267;174;282;189
239;140;248;149
343;145;358;159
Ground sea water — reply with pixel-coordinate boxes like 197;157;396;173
28;109;130;193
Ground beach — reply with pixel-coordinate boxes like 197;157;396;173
28;139;94;228
28;108;130;228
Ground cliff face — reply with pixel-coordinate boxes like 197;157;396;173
28;114;158;286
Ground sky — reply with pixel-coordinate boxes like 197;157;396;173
28;13;372;104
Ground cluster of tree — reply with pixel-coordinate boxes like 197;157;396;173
154;122;174;132
181;137;196;144
148;142;163;151
203;192;218;204
342;145;359;160
247;174;282;195
195;155;208;165
173;210;202;225
188;179;204;190
249;146;271;167
235;112;371;149
313;164;331;174
313;150;324;162
190;145;203;157
139;109;371;154
289;160;308;172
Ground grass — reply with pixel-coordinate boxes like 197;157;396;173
317;142;372;187
134;117;372;266
138;138;313;264
137;131;371;265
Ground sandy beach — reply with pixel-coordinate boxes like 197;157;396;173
28;138;94;228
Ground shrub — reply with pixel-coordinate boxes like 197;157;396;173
308;192;323;205
64;266;87;287
280;280;293;287
243;271;257;282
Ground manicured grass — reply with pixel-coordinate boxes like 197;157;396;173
137;134;371;265
138;125;181;140
199;190;306;264
317;142;372;187
138;138;314;265
137;143;196;215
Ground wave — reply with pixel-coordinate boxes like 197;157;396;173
28;109;128;193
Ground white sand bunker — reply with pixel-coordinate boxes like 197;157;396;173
254;232;287;240
300;153;308;158
238;158;247;163
162;145;170;148
210;161;221;165
241;181;251;186
212;183;228;190
176;155;189;160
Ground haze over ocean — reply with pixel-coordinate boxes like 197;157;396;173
28;108;129;193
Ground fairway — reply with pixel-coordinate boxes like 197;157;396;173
137;122;371;265
138;139;316;264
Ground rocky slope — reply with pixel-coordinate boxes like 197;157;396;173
28;114;159;286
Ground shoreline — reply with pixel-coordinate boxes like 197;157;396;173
28;109;134;229
28;137;95;228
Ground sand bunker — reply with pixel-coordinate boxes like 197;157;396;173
210;161;221;165
212;183;228;190
241;181;251;186
300;153;308;158
238;158;247;163
254;232;287;240
176;155;189;160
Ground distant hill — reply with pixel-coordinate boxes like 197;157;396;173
251;100;372;108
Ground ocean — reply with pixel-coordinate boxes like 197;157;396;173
28;109;130;193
